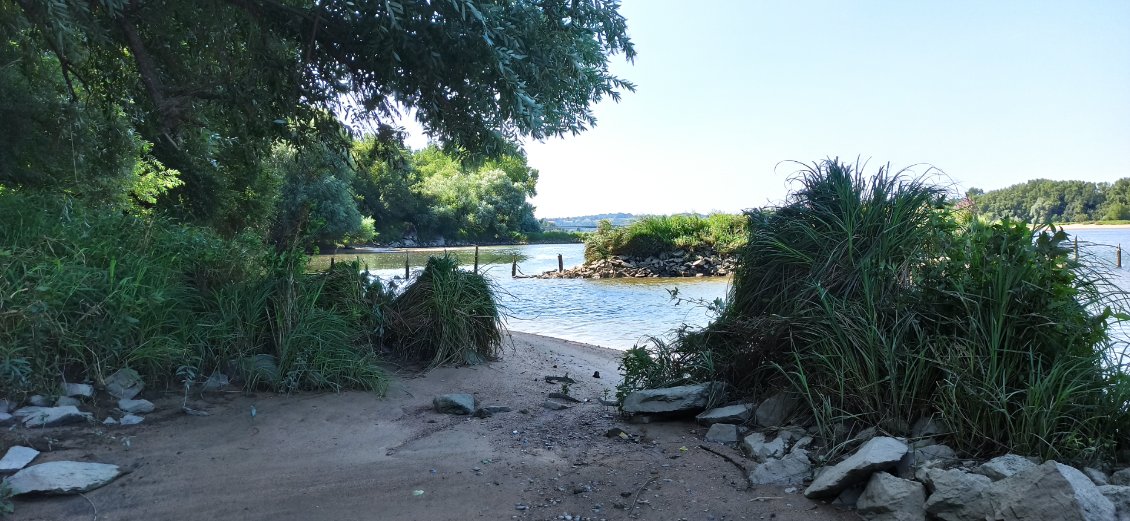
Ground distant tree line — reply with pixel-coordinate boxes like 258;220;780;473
971;178;1130;224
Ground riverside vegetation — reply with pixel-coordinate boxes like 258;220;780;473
618;159;1130;467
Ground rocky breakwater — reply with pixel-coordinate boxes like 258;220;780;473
539;249;736;279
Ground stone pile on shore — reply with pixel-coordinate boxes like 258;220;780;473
538;249;736;279
620;382;1130;521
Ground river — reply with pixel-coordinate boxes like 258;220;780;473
311;243;729;350
310;227;1130;354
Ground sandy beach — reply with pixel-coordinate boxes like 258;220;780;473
5;332;857;521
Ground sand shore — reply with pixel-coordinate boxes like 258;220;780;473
6;332;855;521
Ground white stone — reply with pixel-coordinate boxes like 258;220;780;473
60;382;94;398
695;403;754;425
975;453;1037;481
856;472;926;521
3;461;121;495
704;423;740;444
987;461;1114;521
622;382;725;415
748;449;812;485
804;437;908;499
0;446;39;474
741;432;787;461
15;406;91;428
118;399;155;414
119;414;144;425
104;368;144;400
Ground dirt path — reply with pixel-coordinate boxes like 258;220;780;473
6;332;858;521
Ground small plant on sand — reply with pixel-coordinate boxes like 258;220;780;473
384;256;504;367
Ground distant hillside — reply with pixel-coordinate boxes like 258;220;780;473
542;213;641;231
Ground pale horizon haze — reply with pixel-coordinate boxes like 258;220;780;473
414;1;1130;219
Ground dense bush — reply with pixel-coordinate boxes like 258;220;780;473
584;213;747;262
621;159;1130;464
0;192;388;396
384;256;504;368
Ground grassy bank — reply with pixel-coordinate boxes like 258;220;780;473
0;193;502;397
583;213;747;262
619;159;1130;465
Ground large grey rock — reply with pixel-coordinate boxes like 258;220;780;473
987;461;1114;521
975;453;1037;481
27;395;52;407
910;416;947;438
856;472;926;521
0;413;13;426
1098;485;1130;521
104;368;144;400
695;403;754;425
1113;468;1130;486
896;443;956;479
748;449;813;485
118;399;155;414
922;467;993;521
622;382;724;415
804;437;908;499
741;432;787;461
754;392;802;427
433;393;476;415
704;423;740;445
60;382;94;398
15;406;91;428
3;461;121;495
0;446;39;474
1083;467;1110;486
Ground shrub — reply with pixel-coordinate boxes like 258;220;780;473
0;192;388;396
384;256;504;367
583;213;747;262
621;159;1130;464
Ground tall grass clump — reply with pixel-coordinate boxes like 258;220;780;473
0;192;388;396
384;256;504;368
621;158;1130;464
584;213;746;262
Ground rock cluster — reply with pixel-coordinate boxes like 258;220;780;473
538;250;736;279
620;383;1130;521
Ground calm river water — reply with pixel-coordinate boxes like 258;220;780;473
311;227;1130;353
311;243;729;350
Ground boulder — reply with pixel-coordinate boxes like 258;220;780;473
0;413;12;426
695;403;755;425
60;382;94;398
1083;467;1110;486
741;432;787;461
15;406;91;428
704;423;740;445
748;449;813;485
3;461;121;495
1098;485;1130;521
856;472;926;521
1113;468;1130;486
921;467;993;521
104;368;144;400
0;446;39;474
118;399;156;414
804;437;908;499
896;443;956;479
910;416;947;438
27;395;52;407
754;392;802;428
972;454;1036;481
987;461;1114;521
119;414;144;425
621;382;724;415
433;394;476;415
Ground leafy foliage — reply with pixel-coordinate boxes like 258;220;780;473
973;178;1130;224
584;214;747;262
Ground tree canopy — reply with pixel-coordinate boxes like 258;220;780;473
972;178;1130;224
2;0;635;233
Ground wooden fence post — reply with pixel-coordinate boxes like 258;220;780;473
473;245;479;273
1118;244;1122;269
404;252;410;280
1074;237;1078;261
558;253;564;273
512;260;517;277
